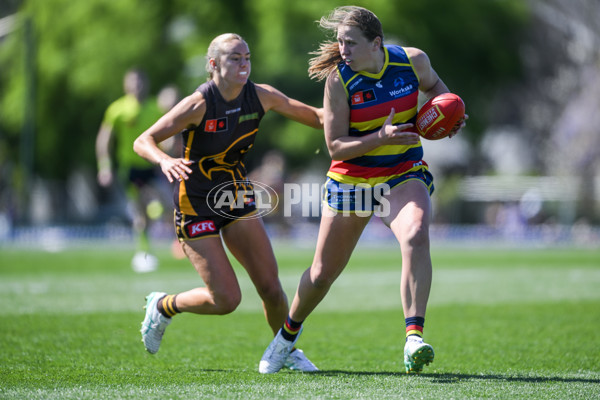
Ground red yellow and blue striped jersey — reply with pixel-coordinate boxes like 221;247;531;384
327;45;430;186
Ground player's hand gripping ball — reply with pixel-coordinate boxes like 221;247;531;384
416;93;465;140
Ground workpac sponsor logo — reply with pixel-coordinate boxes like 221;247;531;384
388;84;414;97
207;180;278;220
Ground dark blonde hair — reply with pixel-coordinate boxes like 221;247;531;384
205;33;248;80
308;6;384;81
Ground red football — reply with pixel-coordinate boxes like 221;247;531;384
415;93;465;140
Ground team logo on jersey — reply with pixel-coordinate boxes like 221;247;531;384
205;117;228;132
199;130;257;180
351;89;376;105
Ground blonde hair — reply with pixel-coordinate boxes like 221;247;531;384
308;6;384;81
205;33;248;80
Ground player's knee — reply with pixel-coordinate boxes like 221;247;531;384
404;220;430;248
213;291;242;315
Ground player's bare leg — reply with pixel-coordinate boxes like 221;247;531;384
381;180;432;318
290;207;371;322
381;180;434;373
221;217;318;372
175;237;243;314
141;237;246;354
259;208;370;374
221;217;288;334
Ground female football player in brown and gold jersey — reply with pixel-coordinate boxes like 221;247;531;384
134;33;322;371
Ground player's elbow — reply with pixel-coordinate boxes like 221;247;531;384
316;108;325;129
311;112;325;130
328;145;348;161
311;119;323;130
132;137;144;157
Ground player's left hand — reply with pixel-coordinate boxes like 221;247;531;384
159;157;193;183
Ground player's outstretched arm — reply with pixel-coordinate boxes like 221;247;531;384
255;83;324;129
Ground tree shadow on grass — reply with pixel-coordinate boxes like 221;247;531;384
314;370;600;384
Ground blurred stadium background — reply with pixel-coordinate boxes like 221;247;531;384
1;0;599;250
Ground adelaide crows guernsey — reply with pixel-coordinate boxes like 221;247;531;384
174;80;265;215
327;45;430;187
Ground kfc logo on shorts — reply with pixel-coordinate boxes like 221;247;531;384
187;220;217;237
205;118;228;132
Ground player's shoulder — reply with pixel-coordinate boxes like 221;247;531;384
254;82;280;96
404;47;432;75
254;82;287;111
168;90;206;124
324;69;347;107
325;69;344;89
403;47;428;62
184;90;206;111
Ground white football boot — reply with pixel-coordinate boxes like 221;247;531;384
403;336;434;373
259;328;302;374
140;292;171;354
284;348;319;372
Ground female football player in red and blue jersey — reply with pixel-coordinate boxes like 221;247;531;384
134;33;322;371
260;6;465;374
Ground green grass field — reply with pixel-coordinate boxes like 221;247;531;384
1;242;599;399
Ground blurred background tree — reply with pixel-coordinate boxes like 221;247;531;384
1;0;598;227
0;0;526;173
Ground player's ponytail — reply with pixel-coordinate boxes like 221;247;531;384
308;6;384;82
308;41;342;81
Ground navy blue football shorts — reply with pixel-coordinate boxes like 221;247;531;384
324;170;434;213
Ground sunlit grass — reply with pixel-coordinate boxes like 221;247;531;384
1;245;599;399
